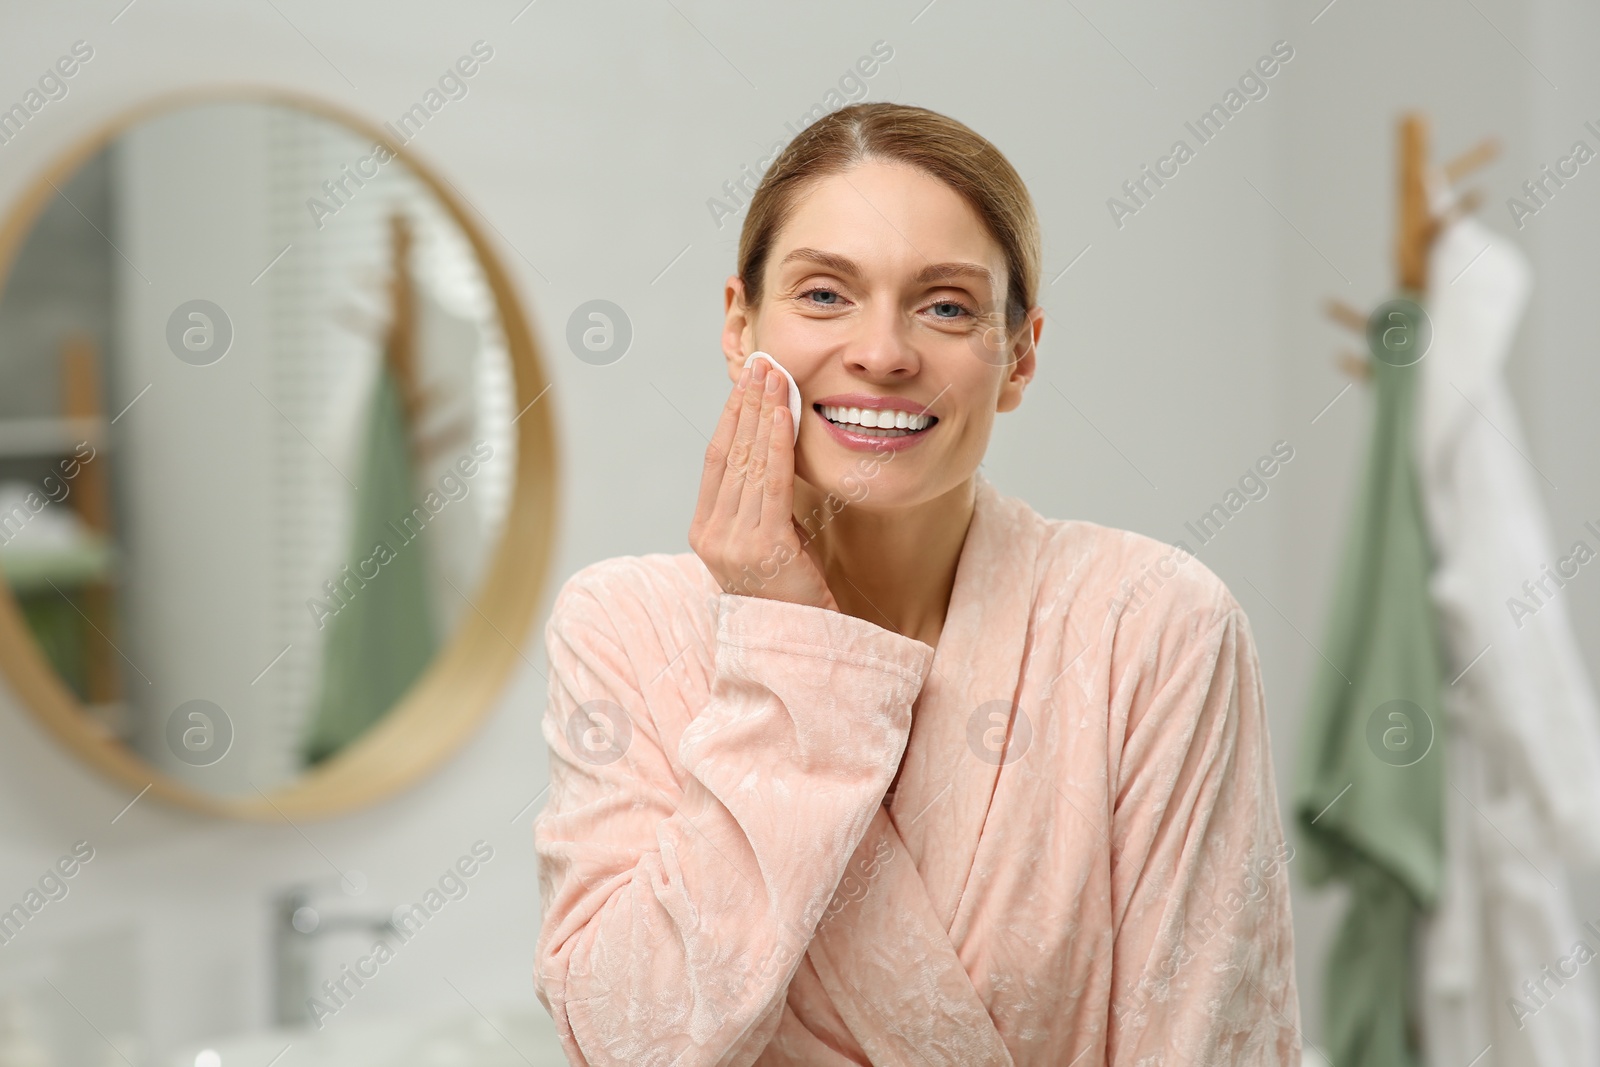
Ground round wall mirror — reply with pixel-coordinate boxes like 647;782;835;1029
0;90;558;819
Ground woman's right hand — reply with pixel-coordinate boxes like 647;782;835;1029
690;358;838;611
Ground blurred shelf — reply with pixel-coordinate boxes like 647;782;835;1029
0;416;108;458
0;536;118;592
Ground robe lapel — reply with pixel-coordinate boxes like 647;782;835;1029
795;476;1037;1064
804;805;1015;1065
888;474;1041;931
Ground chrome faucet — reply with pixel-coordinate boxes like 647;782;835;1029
273;878;397;1027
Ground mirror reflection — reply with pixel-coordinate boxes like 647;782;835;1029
0;100;517;796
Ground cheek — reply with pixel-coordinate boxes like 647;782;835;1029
944;408;994;461
943;371;1003;438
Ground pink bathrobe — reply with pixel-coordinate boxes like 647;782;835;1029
533;475;1301;1065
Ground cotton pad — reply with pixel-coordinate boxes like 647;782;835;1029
743;351;802;443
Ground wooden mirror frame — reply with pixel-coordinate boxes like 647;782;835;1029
0;87;560;820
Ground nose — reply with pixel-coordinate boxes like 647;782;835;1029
843;307;921;381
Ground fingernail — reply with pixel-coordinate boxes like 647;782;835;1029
765;371;780;393
738;367;751;388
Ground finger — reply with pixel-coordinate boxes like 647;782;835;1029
763;355;791;412
715;359;767;521
739;367;779;525
695;367;748;523
761;403;796;531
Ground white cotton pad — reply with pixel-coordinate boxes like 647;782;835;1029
743;350;802;443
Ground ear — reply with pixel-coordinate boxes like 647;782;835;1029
995;306;1044;414
722;274;756;384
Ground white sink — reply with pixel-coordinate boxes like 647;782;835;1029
165;1002;570;1067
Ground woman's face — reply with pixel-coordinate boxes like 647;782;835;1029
723;159;1041;512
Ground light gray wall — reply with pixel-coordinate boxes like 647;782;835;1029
0;0;1593;1060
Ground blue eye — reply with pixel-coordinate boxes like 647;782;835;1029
798;287;842;306
930;301;971;319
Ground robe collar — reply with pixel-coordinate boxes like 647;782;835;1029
885;472;1042;930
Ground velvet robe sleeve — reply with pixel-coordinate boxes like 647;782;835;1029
533;562;936;1067
1106;599;1300;1063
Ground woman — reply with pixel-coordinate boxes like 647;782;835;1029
534;102;1300;1065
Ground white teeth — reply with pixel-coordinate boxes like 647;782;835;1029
819;404;932;432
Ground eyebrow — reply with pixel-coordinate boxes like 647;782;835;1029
776;247;998;292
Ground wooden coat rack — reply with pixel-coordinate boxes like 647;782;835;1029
1323;112;1500;380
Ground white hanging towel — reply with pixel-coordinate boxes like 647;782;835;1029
1416;203;1600;1065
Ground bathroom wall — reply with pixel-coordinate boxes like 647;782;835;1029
0;0;1593;1060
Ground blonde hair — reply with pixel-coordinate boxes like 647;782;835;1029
736;102;1041;333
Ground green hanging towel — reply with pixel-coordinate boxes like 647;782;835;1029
303;364;437;765
1295;310;1445;1067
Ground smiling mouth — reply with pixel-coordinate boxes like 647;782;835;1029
814;403;938;438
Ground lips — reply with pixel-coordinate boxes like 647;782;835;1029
812;393;940;415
